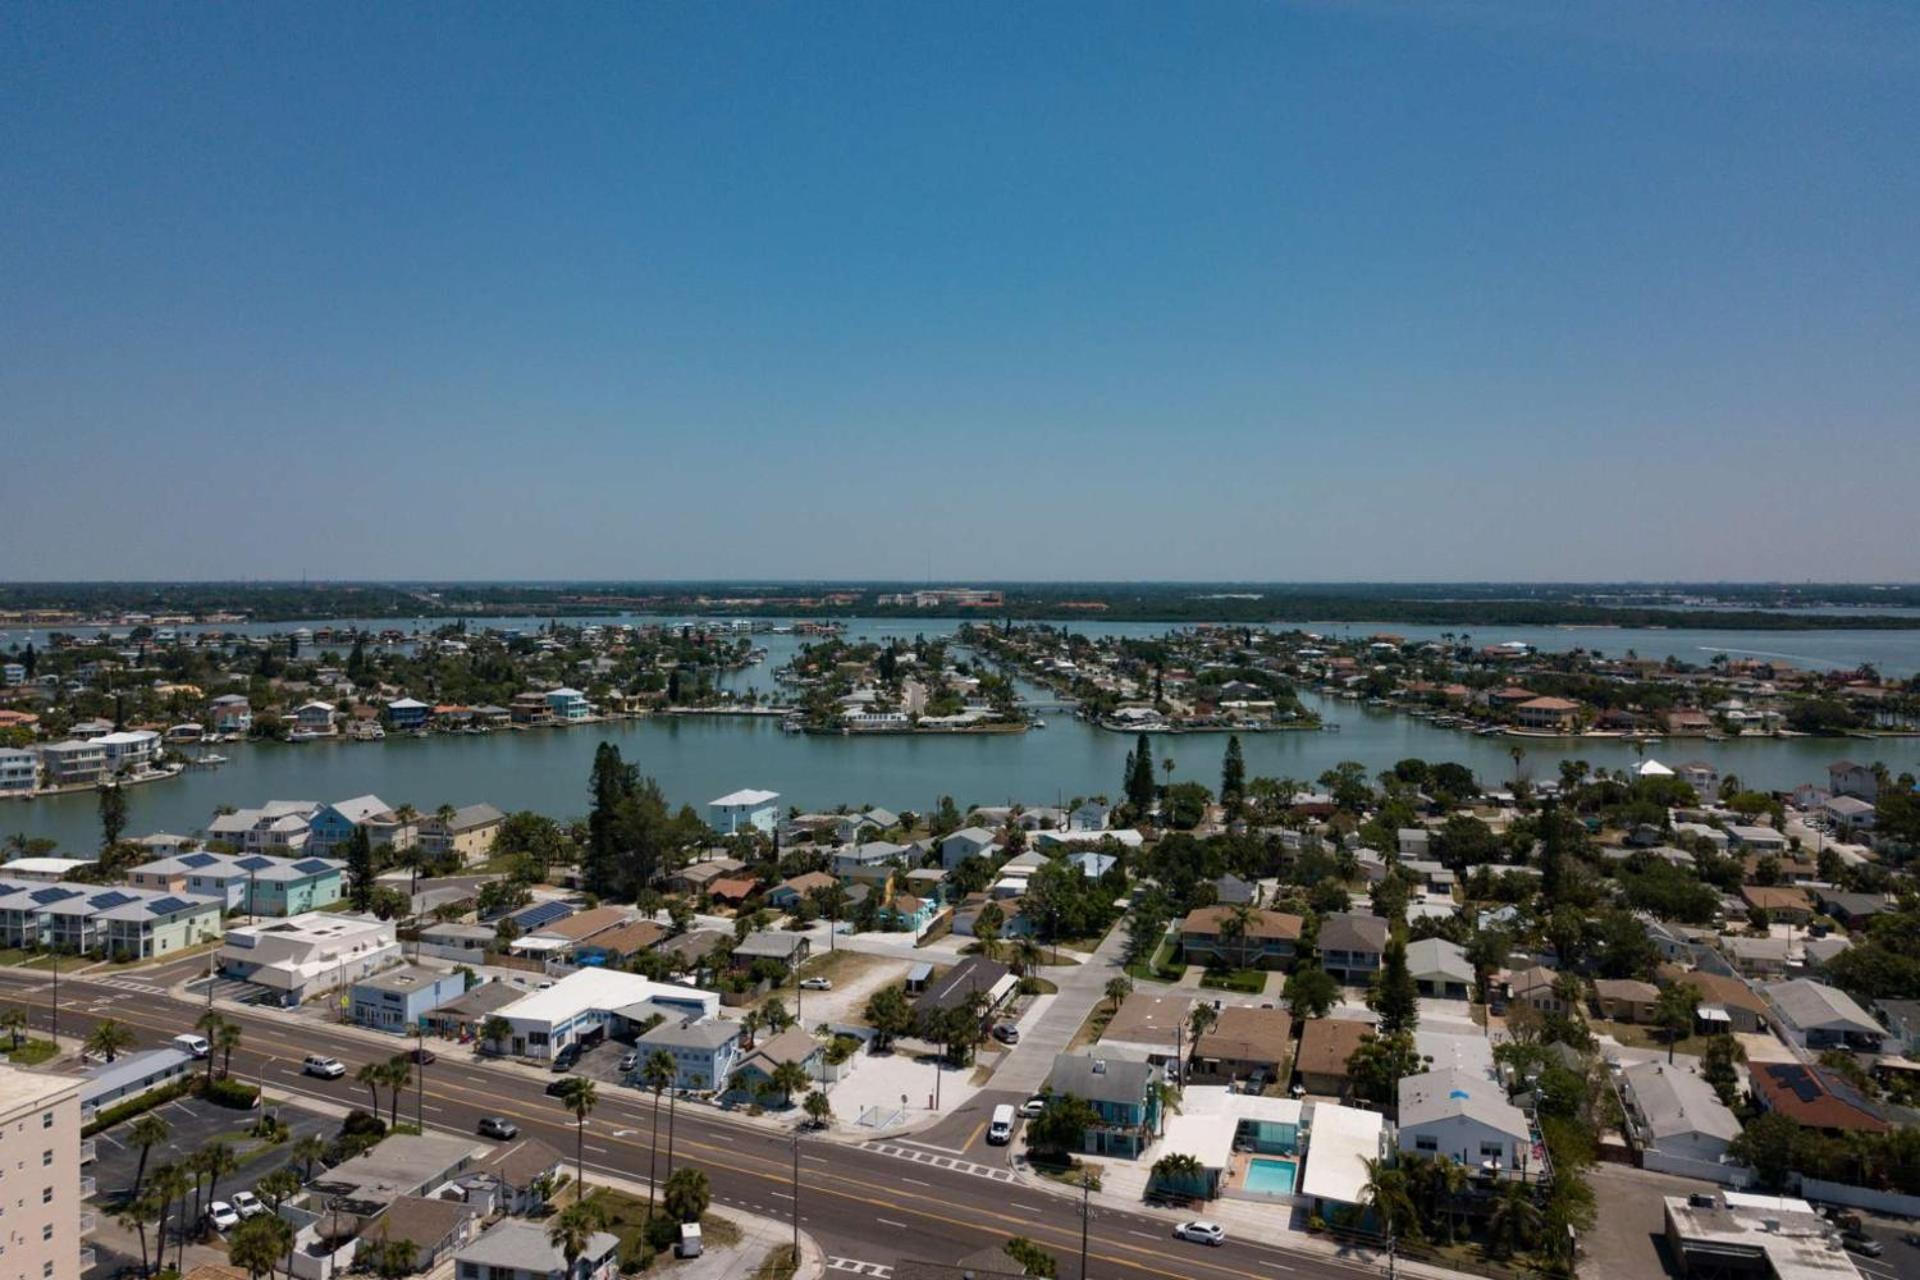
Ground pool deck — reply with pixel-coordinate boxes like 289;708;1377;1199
1224;1150;1299;1199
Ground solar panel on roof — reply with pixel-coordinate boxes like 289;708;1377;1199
30;887;80;904
293;859;333;874
89;891;136;909
237;855;274;871
181;852;219;868
510;901;572;930
148;896;198;915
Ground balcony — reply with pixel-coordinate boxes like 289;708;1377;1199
78;1248;97;1272
79;1138;97;1164
80;1209;98;1233
79;1175;97;1199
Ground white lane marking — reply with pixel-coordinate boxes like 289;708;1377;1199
769;1190;793;1199
876;1217;907;1228
901;1176;931;1187
1128;1230;1158;1239
585;1144;610;1154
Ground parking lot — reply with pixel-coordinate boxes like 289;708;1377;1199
89;1094;334;1208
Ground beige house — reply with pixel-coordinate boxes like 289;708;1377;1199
418;804;505;864
1593;978;1661;1024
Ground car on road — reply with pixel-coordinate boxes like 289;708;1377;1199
1174;1222;1226;1246
170;1033;211;1059
545;1078;574;1098
477;1116;519;1140
302;1054;345;1079
1842;1235;1883;1258
230;1191;265;1220
800;977;832;990
991;1023;1019;1044
551;1044;581;1072
620;1051;642;1074
409;1047;437;1065
1903;1231;1920;1248
1018;1097;1046;1118
207;1201;241;1232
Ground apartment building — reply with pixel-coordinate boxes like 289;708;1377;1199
0;1065;89;1280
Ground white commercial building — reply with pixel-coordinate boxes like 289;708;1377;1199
491;968;719;1060
217;911;400;1006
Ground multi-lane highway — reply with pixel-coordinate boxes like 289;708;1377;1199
8;963;1399;1280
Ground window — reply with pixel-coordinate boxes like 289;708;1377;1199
44;1262;54;1278
39;1113;50;1130
1480;1142;1505;1159
40;1151;50;1167
42;1187;52;1203
41;1224;51;1241
1415;1136;1438;1152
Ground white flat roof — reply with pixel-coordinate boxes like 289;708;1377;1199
711;789;779;807
1159;1113;1240;1170
497;967;714;1027
3;857;94;874
1300;1102;1383;1206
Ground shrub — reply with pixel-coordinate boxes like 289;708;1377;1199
644;1215;680;1252
204;1077;260;1110
83;1078;195;1136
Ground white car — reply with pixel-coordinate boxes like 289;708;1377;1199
1018;1097;1046;1118
800;977;832;990
303;1055;346;1079
207;1201;241;1232
230;1191;266;1219
1174;1221;1226;1246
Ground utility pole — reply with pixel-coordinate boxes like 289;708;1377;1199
416;1027;426;1131
1080;1170;1092;1280
50;945;59;1045
790;1130;801;1259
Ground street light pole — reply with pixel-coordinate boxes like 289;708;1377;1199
790;1130;800;1259
1080;1171;1092;1280
50;944;59;1045
416;1027;426;1131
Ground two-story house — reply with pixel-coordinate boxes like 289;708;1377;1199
1318;913;1389;985
635;1016;743;1092
1177;906;1303;970
1044;1052;1162;1158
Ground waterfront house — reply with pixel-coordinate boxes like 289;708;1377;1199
1045;1052;1162;1158
1318;913;1389;984
0;748;38;794
1513;696;1581;732
1676;762;1720;796
1821;794;1876;833
292;700;338;737
38;740;106;786
708;788;780;835
309;794;415;855
417;803;505;864
384;697;431;730
1177;906;1302;970
204;800;320;855
509;692;553;724
544;688;591;721
96;729;161;774
209;694;252;735
1069;801;1111;831
1828;760;1878;801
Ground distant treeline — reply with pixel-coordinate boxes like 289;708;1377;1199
4;580;1919;631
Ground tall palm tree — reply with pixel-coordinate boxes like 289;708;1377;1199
215;1021;242;1078
770;1060;811;1108
149;1163;188;1273
1435;1156;1469;1244
1013;937;1043;978
547;1199;609;1269
197;1011;229;1084
119;1192;160;1278
1486;1181;1544;1258
382;1055;412;1129
393;804;422;896
203;1141;238;1217
355;1060;385;1119
643;1050;675;1223
129;1113;170;1198
0;1006;26;1048
1104;976;1133;1012
1358;1156;1418;1244
85;1018;136;1062
291;1133;327;1181
555;1076;598;1197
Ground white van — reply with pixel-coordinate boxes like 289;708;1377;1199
987;1104;1015;1145
171;1033;210;1059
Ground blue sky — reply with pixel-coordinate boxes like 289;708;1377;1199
5;2;1916;582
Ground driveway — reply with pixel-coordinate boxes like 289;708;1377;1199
1583;1163;1710;1280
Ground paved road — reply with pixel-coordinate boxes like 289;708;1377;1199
993;924;1129;1093
8;966;1408;1280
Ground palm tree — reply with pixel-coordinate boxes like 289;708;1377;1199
1358;1156;1419;1244
555;1076;598;1197
203;1141;238;1217
547;1199;609;1269
1508;744;1526;786
355;1060;385;1119
227;1214;293;1280
393;804;422;896
291;1133;327;1181
770;1060;811;1108
740;1008;762;1050
119;1192;161;1278
644;1050;674;1223
215;1020;242;1078
480;1015;512;1055
1013;938;1044;978
1435;1156;1469;1244
0;1006;26;1049
1188;1002;1218;1046
129;1113;170;1197
1104;976;1132;1012
255;1167;301;1213
1485;1181;1544;1258
85;1017;136;1062
197;1011;229;1084
382;1055;412;1130
803;1089;832;1129
149;1163;189;1273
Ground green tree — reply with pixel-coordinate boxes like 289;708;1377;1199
226;1213;293;1280
1026;1092;1099;1157
1220;735;1246;814
643;1050;675;1223
98;781;129;850
1284;964;1339;1020
0;1006;25;1048
291;1132;327;1181
546;1200;609;1268
664;1167;710;1223
1654;981;1701;1063
1125;734;1156;811
1346;1030;1424;1106
1359;1156;1420;1242
1104;975;1133;1012
356;1059;387;1117
85;1017;136;1062
863;985;914;1052
1367;935;1419;1036
803;1089;832;1129
1485;1181;1544;1258
129;1113;170;1198
255;1167;302;1213
770;1059;811;1108
1701;1034;1747;1107
1003;1237;1060;1278
119;1192;161;1279
345;825;376;911
1728;1111;1799;1190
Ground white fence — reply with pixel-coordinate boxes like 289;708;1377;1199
1640;1150;1753;1188
1797;1177;1920;1217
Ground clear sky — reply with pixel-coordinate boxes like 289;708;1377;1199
5;2;1917;583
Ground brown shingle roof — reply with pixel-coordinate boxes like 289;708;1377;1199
1194;1006;1293;1068
1295;1017;1373;1080
1178;906;1303;941
532;905;634;942
582;919;666;956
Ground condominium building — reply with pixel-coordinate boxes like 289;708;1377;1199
0;1065;89;1280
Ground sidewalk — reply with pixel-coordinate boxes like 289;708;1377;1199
582;1165;826;1279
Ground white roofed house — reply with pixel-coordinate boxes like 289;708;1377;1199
1396;1067;1543;1183
938;825;1000;869
1406;937;1474;1000
309;793;418;855
1765;978;1886;1052
709;788;780;835
1618;1060;1744;1177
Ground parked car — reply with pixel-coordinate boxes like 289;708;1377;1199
620;1051;642;1074
800;977;832;990
1842;1236;1883;1258
992;1023;1020;1044
1018;1097;1046;1118
207;1201;241;1232
303;1055;345;1079
1173;1221;1225;1246
230;1191;265;1220
551;1044;581;1072
409;1047;437;1065
477;1116;519;1140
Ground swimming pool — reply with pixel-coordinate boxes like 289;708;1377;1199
1243;1156;1298;1196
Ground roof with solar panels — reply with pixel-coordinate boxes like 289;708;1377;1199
0;879;224;921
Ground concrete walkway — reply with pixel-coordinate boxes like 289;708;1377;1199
990;924;1127;1094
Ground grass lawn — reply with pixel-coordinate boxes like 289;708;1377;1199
0;1038;58;1066
1067;1000;1123;1053
752;1245;800;1279
1593;1019;1699;1055
1199;967;1266;994
795;948;888;985
1124;934;1185;984
574;1186;742;1269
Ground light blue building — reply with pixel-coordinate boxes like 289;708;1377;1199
385;698;432;730
350;964;469;1032
307;794;405;855
127;850;345;915
709;789;780;835
544;688;591;721
635;1016;743;1092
